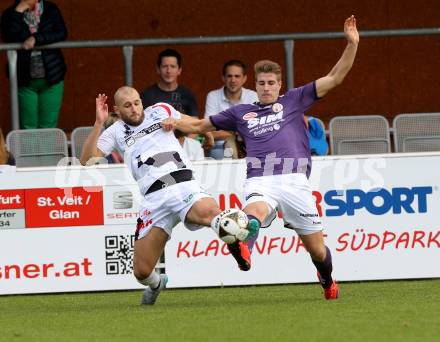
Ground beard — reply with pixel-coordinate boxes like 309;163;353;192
122;113;144;126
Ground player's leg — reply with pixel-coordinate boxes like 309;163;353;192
225;201;271;271
133;227;168;305
299;231;339;300
279;173;338;299
228;177;279;271
185;197;221;227
242;201;269;251
176;183;252;271
243;177;280;252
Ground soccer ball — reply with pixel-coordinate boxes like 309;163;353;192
218;209;249;244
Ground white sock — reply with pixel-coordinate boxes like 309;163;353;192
137;271;160;289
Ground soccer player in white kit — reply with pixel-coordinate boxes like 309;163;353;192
80;86;249;305
162;16;359;300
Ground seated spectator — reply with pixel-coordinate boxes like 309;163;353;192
306;116;328;156
204;59;258;159
1;0;67;129
174;129;204;161
104;112;123;163
0;127;15;166
140;48;199;117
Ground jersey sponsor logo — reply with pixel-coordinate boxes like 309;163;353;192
124;122;162;146
272;103;283;113
112;191;133;209
247;112;284;129
243;112;258;121
319;186;433;216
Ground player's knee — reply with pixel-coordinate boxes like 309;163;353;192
245;204;268;222
133;262;154;280
309;246;326;262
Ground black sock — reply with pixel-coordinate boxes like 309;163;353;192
312;246;333;289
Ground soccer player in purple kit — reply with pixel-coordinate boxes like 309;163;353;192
162;15;359;300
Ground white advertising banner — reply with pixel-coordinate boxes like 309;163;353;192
1;154;440;294
167;154;440;287
0;226;142;294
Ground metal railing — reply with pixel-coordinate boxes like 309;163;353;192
1;28;440;130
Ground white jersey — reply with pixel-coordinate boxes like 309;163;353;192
97;103;193;195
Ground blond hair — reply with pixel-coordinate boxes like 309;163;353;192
254;60;282;81
0;128;11;165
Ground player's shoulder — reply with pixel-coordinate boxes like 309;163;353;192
285;81;316;96
103;119;124;133
235;102;258;112
145;102;179;119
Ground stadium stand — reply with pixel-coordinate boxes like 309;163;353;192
71;126;94;160
6;128;68;167
392;112;440;152
329;115;391;155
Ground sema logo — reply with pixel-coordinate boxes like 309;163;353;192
247;112;284;129
314;186;433;216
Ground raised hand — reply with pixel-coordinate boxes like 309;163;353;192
344;15;359;45
95;94;109;125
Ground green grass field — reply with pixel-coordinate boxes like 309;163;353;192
2;279;440;341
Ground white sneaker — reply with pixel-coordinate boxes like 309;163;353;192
141;274;168;305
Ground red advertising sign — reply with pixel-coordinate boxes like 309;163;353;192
0;190;25;209
25;187;104;228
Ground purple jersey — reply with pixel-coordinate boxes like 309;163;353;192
210;81;318;179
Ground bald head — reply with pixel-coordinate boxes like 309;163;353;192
113;86;144;126
114;86;140;106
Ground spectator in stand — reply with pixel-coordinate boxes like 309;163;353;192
1;0;67;129
204;60;258;159
140;48;199;117
174;129;204;161
0;127;15;165
305;115;328;156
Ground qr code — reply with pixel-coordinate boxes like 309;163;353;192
105;235;135;275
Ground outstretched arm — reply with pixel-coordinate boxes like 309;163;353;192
80;94;107;165
161;114;216;135
315;15;359;98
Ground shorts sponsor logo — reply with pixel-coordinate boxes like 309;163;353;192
299;213;319;218
183;193;195;204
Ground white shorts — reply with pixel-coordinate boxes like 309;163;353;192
135;180;211;240
244;173;323;236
